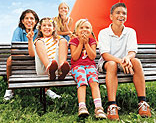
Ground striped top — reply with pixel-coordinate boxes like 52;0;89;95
34;35;62;59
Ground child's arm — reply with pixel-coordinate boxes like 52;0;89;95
26;29;35;57
57;18;73;36
70;41;83;61
84;43;96;60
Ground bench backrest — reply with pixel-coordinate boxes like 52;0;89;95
8;42;156;89
0;43;11;76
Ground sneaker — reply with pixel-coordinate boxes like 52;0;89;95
4;89;14;101
46;89;61;99
107;104;120;120
95;107;107;119
78;107;89;117
138;101;151;117
46;60;58;80
58;61;70;80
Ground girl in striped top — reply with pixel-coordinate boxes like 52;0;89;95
34;17;70;99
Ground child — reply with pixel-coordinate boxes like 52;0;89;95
69;19;106;119
97;3;151;120
53;2;73;42
34;17;70;99
4;9;39;101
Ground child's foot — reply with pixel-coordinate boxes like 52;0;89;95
95;107;107;119
78;107;89;117
58;61;70;80
107;104;120;120
46;60;58;80
138;101;151;117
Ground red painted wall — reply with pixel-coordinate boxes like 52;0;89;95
70;0;156;44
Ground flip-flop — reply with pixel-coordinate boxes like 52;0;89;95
58;61;70;80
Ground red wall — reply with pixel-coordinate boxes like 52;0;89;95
70;0;156;44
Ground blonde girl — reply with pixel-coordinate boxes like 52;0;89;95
69;19;106;119
34;17;70;99
54;2;73;42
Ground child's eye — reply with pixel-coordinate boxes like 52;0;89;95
86;26;90;29
116;11;120;14
48;24;52;27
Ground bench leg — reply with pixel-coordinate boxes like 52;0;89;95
43;87;46;113
40;87;46;113
40;88;42;102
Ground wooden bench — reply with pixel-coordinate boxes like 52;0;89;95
8;42;156;112
0;43;11;80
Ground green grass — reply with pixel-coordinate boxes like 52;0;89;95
0;76;156;123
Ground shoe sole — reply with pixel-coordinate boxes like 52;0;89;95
78;113;89;118
58;61;70;80
49;60;58;80
95;115;107;119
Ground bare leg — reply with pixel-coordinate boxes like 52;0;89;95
35;41;52;91
104;61;118;101
58;39;68;66
90;82;101;99
35;41;50;68
6;56;12;81
78;86;86;103
131;58;146;96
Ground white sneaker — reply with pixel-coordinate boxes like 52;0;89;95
4;89;14;101
46;89;61;99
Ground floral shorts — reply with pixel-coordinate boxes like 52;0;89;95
71;65;99;88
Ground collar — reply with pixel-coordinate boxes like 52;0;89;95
108;24;127;37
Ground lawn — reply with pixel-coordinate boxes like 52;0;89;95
0;76;156;123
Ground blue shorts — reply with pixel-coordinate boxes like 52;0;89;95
71;65;99;88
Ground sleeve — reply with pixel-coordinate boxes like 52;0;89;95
69;38;78;46
11;27;22;42
89;38;97;46
98;29;110;55
126;28;138;53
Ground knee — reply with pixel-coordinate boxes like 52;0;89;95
105;61;118;72
59;38;68;45
131;58;142;68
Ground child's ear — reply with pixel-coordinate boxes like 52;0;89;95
110;14;113;21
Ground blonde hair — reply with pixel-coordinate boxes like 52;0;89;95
73;19;97;41
54;2;70;32
36;17;57;39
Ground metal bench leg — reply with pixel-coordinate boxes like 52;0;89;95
43;87;46;113
40;88;42;103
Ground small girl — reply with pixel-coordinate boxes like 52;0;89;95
53;2;73;42
34;17;70;99
69;19;106;119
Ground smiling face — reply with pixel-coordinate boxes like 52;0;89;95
76;21;92;38
110;6;127;27
40;19;55;38
22;13;37;33
58;3;69;16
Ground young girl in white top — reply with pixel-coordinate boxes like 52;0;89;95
54;2;73;42
33;17;70;99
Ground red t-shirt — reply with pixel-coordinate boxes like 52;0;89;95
69;38;97;69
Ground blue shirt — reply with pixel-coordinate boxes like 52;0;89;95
12;27;38;42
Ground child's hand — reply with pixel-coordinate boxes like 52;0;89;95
26;29;34;41
81;32;89;44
